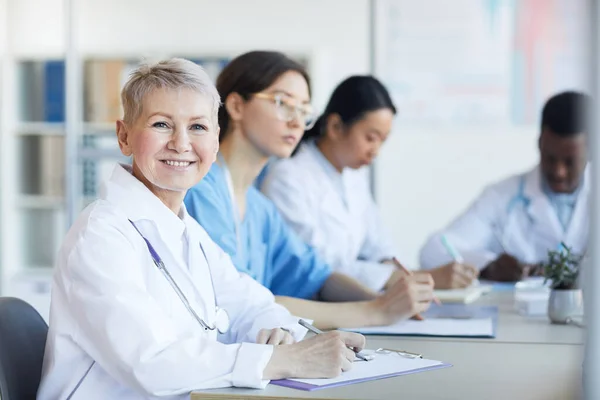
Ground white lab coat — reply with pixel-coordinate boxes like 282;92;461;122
261;141;397;291
419;165;590;270
37;164;306;400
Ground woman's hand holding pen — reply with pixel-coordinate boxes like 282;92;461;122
262;331;365;380
375;272;435;325
429;262;479;289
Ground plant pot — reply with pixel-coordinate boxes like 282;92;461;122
547;289;583;324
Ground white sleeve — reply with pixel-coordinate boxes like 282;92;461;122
357;193;398;263
63;217;275;395
419;185;506;270
262;168;394;291
204;231;308;344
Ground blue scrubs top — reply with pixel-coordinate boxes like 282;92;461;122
184;163;332;299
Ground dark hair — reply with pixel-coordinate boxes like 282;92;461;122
541;91;591;137
216;50;310;141
301;75;396;143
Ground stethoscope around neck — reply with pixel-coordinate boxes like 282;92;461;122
129;220;230;334
505;176;534;225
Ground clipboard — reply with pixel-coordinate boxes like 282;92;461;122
270;352;451;391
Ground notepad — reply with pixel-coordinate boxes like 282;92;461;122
345;305;498;338
434;287;485;304
434;280;493;304
271;352;451;391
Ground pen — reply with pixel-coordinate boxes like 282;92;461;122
392;257;441;306
440;235;480;283
298;319;371;362
440;235;465;264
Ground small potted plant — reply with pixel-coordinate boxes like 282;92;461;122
542;243;584;324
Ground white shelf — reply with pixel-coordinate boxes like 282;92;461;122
79;147;124;159
16;122;116;136
83;122;116;136
2;12;240;299
16;122;65;135
13;266;55;275
17;194;64;209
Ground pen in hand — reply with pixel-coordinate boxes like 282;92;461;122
440;235;465;264
440;235;479;282
298;319;371;362
391;257;440;321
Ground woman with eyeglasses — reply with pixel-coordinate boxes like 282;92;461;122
184;51;434;330
260;76;479;291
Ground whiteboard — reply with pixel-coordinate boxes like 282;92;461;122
373;0;590;127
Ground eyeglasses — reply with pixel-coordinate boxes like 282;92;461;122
254;92;317;130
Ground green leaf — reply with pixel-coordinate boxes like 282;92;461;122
541;245;581;290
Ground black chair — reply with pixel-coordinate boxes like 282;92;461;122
0;297;48;400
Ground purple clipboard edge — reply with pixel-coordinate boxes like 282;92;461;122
270;362;452;391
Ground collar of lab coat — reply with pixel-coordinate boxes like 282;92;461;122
304;140;349;206
524;163;590;201
101;163;187;245
523;163;590;241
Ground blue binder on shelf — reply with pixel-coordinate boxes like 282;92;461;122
345;304;498;339
44;61;66;122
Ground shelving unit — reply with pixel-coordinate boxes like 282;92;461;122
1;55;235;320
0;0;323;323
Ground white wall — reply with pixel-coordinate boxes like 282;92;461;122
6;0;541;274
375;127;539;267
0;0;6;54
8;0;371;111
4;0;372;317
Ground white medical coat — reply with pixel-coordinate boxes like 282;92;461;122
419;165;590;270
261;141;397;291
37;164;305;400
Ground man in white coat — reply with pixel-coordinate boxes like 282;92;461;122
420;91;590;282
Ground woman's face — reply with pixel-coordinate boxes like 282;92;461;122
236;71;311;158
117;87;219;197
329;108;394;169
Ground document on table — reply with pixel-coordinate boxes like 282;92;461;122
345;305;498;338
349;317;494;337
271;351;450;391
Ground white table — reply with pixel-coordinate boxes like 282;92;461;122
191;291;584;400
192;339;582;400
408;291;584;345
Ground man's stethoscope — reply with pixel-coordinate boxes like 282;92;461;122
129;220;230;334
506;176;532;221
501;175;583;255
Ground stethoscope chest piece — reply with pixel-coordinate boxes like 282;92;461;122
214;307;230;334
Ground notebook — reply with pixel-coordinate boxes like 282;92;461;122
345;305;498;338
433;286;485;304
271;351;451;391
434;280;493;304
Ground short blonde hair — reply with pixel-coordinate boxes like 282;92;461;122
121;58;220;125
